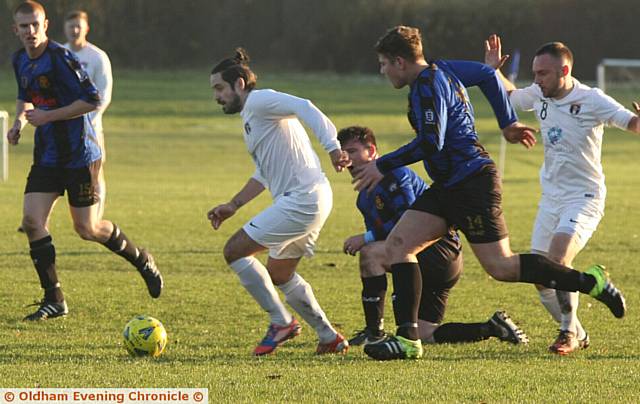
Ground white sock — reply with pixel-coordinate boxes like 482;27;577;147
538;288;562;323
557;291;585;338
278;273;337;343
230;257;292;326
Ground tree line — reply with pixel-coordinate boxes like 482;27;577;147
2;0;639;79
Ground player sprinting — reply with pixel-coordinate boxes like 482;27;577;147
353;26;626;360
207;48;350;356
64;10;113;219
485;34;640;354
339;126;529;347
8;1;162;321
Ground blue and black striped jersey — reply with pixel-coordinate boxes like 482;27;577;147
356;166;461;248
376;60;517;187
356;166;427;241
12;40;101;168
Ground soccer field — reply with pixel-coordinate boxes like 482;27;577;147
1;70;639;402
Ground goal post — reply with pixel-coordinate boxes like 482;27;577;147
597;58;640;92
1;111;8;182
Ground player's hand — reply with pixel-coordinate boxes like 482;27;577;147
351;160;384;193
329;149;350;172
25;108;51;127
632;101;640;115
7;124;21;145
343;234;366;256
207;203;237;230
484;34;509;70
503;122;537;149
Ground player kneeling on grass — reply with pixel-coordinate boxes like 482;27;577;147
339;126;528;351
8;1;162;321
207;48;350;356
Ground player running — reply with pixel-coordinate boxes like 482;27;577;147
353;26;626;360
9;1;162;321
339;126;528;348
207;48;349;356
64;10;113;219
484;34;640;354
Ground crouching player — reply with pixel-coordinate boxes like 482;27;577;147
339;126;528;350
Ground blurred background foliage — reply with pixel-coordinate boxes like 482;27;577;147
2;0;639;79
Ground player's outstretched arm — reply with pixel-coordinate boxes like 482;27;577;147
485;34;510;70
207;178;265;230
484;34;517;93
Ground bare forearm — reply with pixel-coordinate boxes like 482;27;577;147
496;69;517;93
13;100;31;129
230;178;265;209
47;99;97;122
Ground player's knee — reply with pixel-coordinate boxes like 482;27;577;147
222;239;241;264
269;271;291;285
74;222;99;241
359;244;385;277
21;214;44;235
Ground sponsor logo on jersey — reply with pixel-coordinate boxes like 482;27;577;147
424;109;435;124
375;195;384;210
388;182;398;192
546;126;563;145
570;104;581;115
27;90;58;107
244;122;252;134
38;75;50;89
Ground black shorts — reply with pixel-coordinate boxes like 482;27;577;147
416;236;463;324
410;164;508;244
24;162;100;207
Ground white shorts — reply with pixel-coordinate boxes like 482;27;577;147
243;181;333;259
531;196;604;253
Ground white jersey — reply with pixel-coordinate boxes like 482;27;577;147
510;79;634;200
64;42;113;134
240;89;340;199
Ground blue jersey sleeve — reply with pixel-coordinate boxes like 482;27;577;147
376;69;446;173
52;47;100;105
357;168;426;241
12;51;27;101
438;60;517;129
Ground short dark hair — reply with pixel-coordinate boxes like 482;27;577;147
375;25;424;62
211;48;257;91
14;0;45;16
65;10;89;23
337;126;377;148
535;42;574;66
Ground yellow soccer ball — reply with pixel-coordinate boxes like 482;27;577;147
123;315;167;357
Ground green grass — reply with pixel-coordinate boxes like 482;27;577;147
1;70;640;402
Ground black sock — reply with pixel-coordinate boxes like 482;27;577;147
519;254;596;294
391;263;421;340
29;236;64;303
361;275;387;333
433;322;492;343
102;223;144;268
